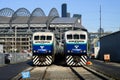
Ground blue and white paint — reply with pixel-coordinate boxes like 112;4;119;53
64;30;88;66
33;42;53;55
32;32;56;65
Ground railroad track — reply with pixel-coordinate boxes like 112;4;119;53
12;65;112;80
70;66;111;80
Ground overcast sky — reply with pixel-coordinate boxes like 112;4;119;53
0;0;120;32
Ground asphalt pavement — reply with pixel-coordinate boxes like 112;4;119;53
89;59;120;80
0;60;32;80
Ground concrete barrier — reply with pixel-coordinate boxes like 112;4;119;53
10;53;28;64
0;53;29;66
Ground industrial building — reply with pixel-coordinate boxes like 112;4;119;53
98;31;120;62
0;7;86;53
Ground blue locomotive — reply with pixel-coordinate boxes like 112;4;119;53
64;30;88;66
32;32;57;65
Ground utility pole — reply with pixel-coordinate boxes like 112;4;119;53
99;5;102;37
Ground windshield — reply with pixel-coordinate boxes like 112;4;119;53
40;36;45;40
34;36;39;40
74;34;79;39
67;34;86;40
34;35;52;40
47;36;52;40
67;34;72;39
80;34;86;39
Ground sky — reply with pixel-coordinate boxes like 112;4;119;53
0;0;120;32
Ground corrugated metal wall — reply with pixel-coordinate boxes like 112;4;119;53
98;31;120;62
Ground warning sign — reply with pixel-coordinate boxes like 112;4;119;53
104;54;110;61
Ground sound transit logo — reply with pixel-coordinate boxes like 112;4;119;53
74;45;79;49
40;46;44;49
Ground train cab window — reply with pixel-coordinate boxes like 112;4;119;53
41;36;45;40
47;36;52;40
74;34;79;39
80;35;86;39
67;34;72;39
34;36;39;40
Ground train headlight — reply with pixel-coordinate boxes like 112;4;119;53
84;50;86;53
49;50;51;53
34;50;36;53
67;50;70;53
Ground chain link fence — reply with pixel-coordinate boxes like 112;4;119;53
0;53;30;66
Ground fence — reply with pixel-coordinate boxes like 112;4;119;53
0;53;4;66
0;53;30;66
